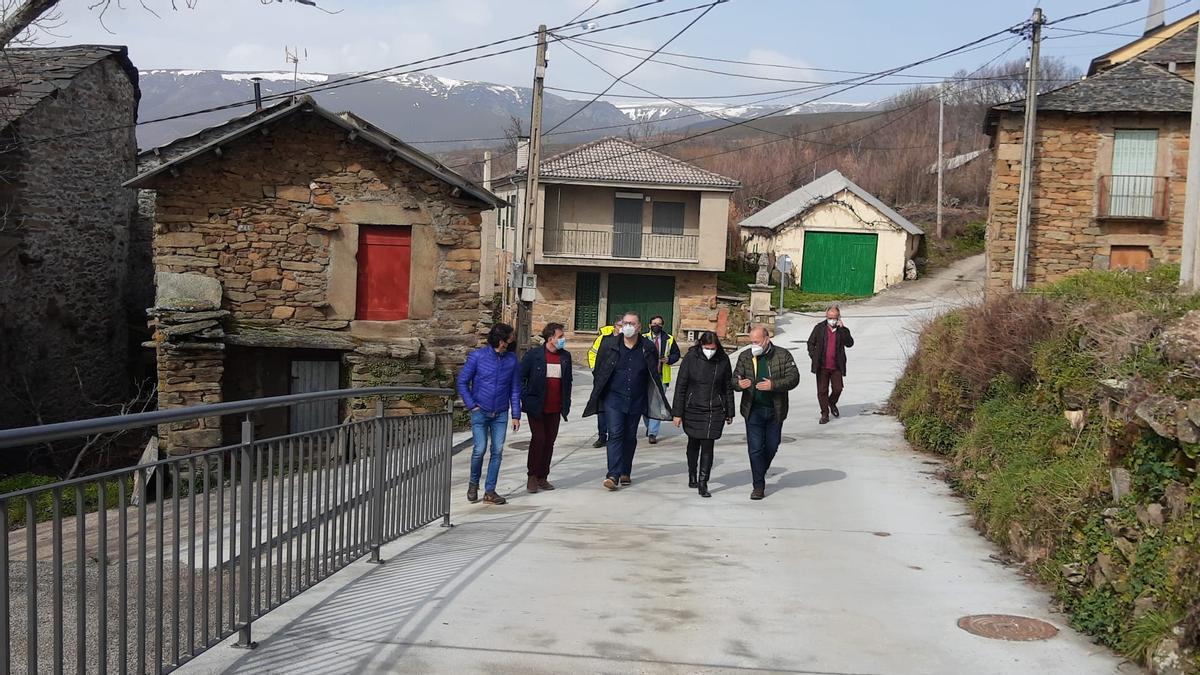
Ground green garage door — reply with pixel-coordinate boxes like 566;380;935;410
801;232;878;296
607;273;674;331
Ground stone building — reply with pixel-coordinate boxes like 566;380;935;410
740;170;923;297
0;46;143;431
492;137;739;342
127;96;503;454
984;14;1196;292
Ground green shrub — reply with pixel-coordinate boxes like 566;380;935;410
0;474;129;530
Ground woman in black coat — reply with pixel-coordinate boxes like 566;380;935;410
670;331;735;498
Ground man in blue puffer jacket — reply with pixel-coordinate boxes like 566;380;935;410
457;323;522;505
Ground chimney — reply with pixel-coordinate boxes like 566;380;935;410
1145;0;1166;35
516;136;531;173
483;150;493;190
251;76;263;111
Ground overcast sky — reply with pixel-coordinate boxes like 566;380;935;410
39;0;1195;105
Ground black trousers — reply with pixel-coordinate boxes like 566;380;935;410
686;437;715;482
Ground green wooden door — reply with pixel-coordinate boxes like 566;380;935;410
607;273;674;331
800;232;878;296
574;271;601;331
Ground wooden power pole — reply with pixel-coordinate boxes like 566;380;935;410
1012;8;1043;291
1180;11;1200;291
516;25;548;352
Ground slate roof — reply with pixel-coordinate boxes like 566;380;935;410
737;169;923;236
0;45;138;129
1139;23;1197;65
511;136;740;190
990;58;1192;116
127;95;505;207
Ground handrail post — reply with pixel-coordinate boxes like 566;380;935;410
441;396;453;528
369;398;386;563
234;416;257;649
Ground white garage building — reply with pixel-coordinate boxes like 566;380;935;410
739;170;923;296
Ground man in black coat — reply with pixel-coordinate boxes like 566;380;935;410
806;305;854;424
584;311;671;491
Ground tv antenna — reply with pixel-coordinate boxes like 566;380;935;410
285;46;307;95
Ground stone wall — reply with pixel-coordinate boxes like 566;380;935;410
986;113;1188;293
144;111;490;450
0;57;139;430
530;266;719;336
675;270;720;333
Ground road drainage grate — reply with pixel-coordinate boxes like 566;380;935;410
957;614;1059;641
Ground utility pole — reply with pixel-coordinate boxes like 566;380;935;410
516;25;547;352
1011;8;1043;291
1180;10;1200;291
936;81;944;239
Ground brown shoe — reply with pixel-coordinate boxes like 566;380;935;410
483;491;507;505
467;483;479;503
750;487;765;500
830;404;840;418
619;475;632;486
819;416;829;425
603;477;618;491
537;478;556;490
527;476;539;494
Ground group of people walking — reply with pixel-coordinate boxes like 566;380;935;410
455;306;853;504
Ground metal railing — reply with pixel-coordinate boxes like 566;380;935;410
0;386;454;674
543;228;700;261
1097;174;1169;220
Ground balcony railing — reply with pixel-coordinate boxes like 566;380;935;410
1098;175;1169;220
543;228;700;262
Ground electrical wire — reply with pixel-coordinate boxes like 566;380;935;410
13;0;709;147
1043;0;1193;40
542;0;726;135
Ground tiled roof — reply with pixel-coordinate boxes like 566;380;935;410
738;169;923;236
523;136;740;189
1139;23;1197;65
991;58;1192;115
0;45;138;128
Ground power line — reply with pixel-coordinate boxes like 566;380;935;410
1043;0;1193;40
511;21;1029;179
15;0;715;148
542;0;726;135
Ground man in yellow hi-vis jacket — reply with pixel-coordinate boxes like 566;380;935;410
588;324;616;448
642;315;681;443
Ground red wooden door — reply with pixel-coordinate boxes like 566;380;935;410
356;226;412;320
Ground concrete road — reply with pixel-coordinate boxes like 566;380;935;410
181;255;1133;674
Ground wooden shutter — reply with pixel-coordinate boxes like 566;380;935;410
356;225;412;320
612;197;643;258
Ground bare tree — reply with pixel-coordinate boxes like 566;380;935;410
501;113;525;157
0;0;337;47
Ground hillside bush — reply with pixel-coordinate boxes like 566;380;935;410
891;265;1200;671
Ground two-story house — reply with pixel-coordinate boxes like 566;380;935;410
128;95;503;455
984;12;1197;292
494;137;739;339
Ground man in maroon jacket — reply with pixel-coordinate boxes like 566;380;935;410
806;305;854;424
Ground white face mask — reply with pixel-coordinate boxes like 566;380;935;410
702;347;717;359
827;318;839;327
620;324;637;338
749;343;765;357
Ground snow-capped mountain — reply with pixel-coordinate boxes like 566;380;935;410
616;100;877;130
135;69;877;152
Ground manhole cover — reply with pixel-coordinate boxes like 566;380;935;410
957;615;1058;641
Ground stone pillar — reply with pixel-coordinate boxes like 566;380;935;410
747;283;776;333
150;272;228;456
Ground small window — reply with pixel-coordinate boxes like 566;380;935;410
1109;130;1158;218
652;202;685;235
356;225;412;320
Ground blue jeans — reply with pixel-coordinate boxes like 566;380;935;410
605;409;641;479
746;405;782;489
597;409;608;439
469;409;508;492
